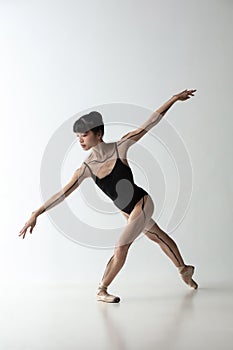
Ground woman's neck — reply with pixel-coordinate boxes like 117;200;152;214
92;141;111;158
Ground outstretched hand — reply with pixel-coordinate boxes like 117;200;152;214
19;214;37;239
174;89;197;101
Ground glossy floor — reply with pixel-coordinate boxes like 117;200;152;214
1;281;233;349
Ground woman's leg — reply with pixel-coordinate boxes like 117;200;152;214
142;218;185;267
97;195;154;302
142;218;198;288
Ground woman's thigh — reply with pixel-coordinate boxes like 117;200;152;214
116;194;155;247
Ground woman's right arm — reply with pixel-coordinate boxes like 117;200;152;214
19;162;89;239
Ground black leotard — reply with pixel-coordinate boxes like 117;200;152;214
84;142;148;214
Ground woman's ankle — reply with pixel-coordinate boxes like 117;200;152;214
98;281;108;289
97;282;109;296
177;264;186;272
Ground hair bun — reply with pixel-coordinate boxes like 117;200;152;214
73;111;104;135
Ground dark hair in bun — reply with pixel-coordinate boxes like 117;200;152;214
73;111;104;137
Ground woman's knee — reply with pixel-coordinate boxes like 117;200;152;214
142;217;156;234
114;243;131;260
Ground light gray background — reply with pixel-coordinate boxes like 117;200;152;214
1;0;232;289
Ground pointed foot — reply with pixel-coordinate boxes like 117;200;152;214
178;265;198;289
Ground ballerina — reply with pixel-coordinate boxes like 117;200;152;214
19;89;198;303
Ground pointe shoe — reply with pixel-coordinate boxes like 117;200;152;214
178;265;198;289
96;283;121;303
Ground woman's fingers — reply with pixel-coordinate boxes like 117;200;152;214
182;89;197;100
188;89;197;95
19;228;25;236
19;219;36;238
19;230;26;237
175;89;197;101
19;224;27;234
19;224;29;238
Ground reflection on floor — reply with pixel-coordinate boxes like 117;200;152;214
0;281;233;349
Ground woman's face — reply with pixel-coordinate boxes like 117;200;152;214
76;130;100;150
